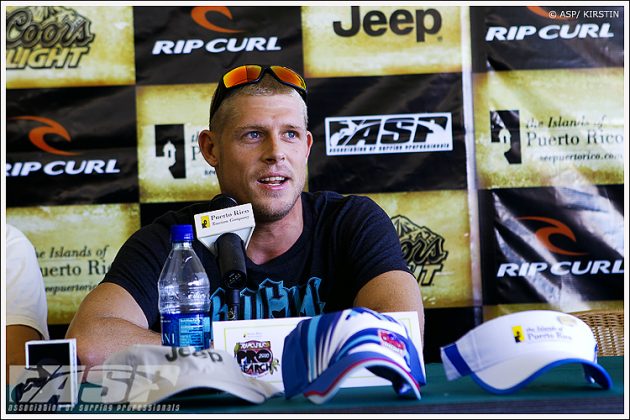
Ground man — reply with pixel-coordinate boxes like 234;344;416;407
67;65;423;369
6;224;50;381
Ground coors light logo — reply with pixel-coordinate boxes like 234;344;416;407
6;6;95;70
392;215;448;286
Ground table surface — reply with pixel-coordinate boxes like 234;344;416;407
7;356;625;414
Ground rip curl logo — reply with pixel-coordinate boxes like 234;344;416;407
392;215;447;286
486;7;616;41
518;216;587;256
10;116;79;156
190;6;244;33
152;6;281;55
512;325;525;343
7;115;122;178
6;6;95;70
234;340;279;378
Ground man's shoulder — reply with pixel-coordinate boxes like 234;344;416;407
303;191;380;217
133;202;209;240
152;202;209;225
304;190;373;204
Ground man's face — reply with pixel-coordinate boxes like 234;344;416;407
200;93;313;223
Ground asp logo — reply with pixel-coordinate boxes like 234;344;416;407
326;113;453;156
518;216;586;256
490;110;521;164
152;6;281;55
392;215;448;287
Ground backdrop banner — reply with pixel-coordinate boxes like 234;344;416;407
4;5;625;362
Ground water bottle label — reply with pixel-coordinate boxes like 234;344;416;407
161;313;211;351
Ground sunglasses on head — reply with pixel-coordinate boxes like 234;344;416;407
209;65;307;127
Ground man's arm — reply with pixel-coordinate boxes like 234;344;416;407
354;270;425;339
66;283;161;370
5;325;42;382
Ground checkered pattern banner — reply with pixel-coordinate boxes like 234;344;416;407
5;5;624;361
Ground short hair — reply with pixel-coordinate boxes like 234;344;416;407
209;74;308;131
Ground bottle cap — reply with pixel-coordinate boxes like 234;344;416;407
171;224;194;242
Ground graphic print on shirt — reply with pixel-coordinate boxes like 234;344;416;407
210;277;325;320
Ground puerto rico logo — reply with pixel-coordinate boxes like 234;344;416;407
392;215;448;286
490;110;522;164
6;6;95;70
234;340;279;378
325;112;453;156
512;325;525;343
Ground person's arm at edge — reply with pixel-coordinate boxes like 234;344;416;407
5;325;42;382
66;282;161;371
353;270;425;340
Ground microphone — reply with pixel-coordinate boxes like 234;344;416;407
194;194;255;321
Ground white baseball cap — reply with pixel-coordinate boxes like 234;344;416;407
99;344;281;404
440;310;612;394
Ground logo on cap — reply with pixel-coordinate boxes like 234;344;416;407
512;325;525;343
234;340;279;378
378;330;406;356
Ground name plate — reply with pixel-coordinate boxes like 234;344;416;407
212;311;423;390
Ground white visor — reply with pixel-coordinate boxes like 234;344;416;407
440;310;612;394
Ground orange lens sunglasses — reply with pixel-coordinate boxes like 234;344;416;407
209;65;307;126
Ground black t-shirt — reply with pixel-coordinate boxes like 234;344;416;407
103;191;410;332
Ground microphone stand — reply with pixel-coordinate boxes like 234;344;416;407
216;232;247;321
227;288;240;321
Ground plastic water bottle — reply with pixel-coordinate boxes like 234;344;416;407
159;224;211;350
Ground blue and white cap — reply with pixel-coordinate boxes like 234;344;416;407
440;310;612;394
282;307;426;404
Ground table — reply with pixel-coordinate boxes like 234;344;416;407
7;356;625;414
